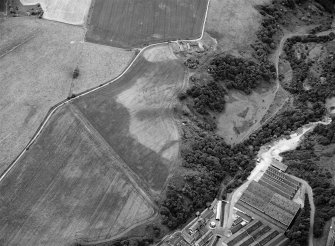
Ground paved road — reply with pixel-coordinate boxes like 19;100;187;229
289;176;315;246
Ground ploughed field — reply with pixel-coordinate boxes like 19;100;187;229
0;44;184;245
86;0;208;48
0;17;133;176
74;45;185;192
0;104;154;245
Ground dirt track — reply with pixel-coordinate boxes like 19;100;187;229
0;104;154;245
74;44;186;192
86;0;209;48
0;1;218;243
0;17;133;175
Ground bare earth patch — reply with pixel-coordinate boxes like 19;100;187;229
20;0;92;25
0;17;133;175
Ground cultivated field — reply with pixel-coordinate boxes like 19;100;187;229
86;0;208;48
20;0;92;25
0;104;154;245
0;17;133;175
205;0;271;51
217;83;276;144
74;44;185;192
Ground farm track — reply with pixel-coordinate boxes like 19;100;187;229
69;104;157;209
0;0;210;184
86;0;208;49
0;1;211;243
289;175;315;246
239;28;323;144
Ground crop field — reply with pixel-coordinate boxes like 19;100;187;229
86;0;208;48
74;44;185;192
217;82;276;144
20;0;92;25
0;0;5;12
205;0;271;51
0;104;154;245
0;17;133;175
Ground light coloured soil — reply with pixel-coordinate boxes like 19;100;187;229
117;45;182;161
0;104;154;246
20;0;92;25
205;0;272;51
0;17;133;175
74;44;186;192
216;83;276;144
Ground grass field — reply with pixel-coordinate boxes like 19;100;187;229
0;17;133;175
217;83;276;144
74;44;185;192
0;104;154;245
205;0;271;51
86;0;208;48
20;0;92;25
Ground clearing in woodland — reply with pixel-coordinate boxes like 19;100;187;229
0;17;133;175
0;104;154;246
20;0;92;25
74;44;186;193
216;82;276;144
86;0;209;48
205;0;272;51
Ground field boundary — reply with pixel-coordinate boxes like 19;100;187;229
0;0;211;183
68;104;158;209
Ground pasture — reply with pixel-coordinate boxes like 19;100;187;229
0;104;154;245
86;0;208;48
216;82;276;144
20;0;92;25
0;17;133;175
205;0;271;51
74;44;185;192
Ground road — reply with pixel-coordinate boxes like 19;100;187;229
223;118;331;243
0;1;212;245
289;176;315;246
0;0;212;184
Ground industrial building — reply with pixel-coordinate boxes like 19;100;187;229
235;180;300;232
225;219;289;246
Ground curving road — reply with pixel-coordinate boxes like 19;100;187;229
289;176;315;246
0;0;212;184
